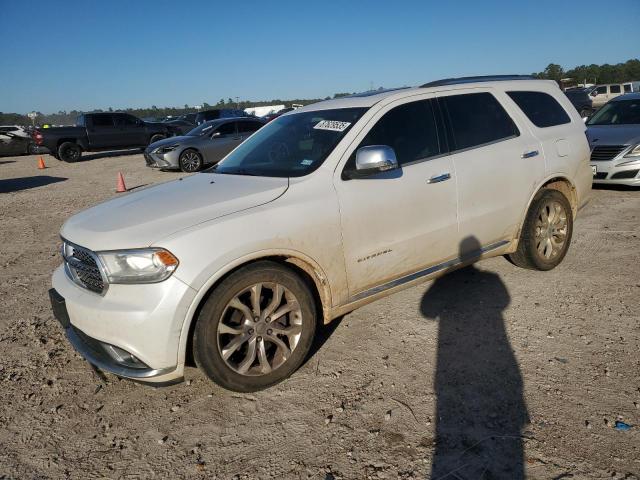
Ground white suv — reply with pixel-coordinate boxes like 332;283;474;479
50;76;592;391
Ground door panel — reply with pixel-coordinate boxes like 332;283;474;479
334;97;459;297
86;114;120;148
201;122;238;162
335;158;458;295
113;114;146;147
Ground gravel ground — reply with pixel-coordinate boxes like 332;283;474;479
0;151;639;479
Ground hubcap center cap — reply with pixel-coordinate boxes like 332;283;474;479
255;322;267;335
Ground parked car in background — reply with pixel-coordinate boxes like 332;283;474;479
195;108;248;125
587;93;640;186
590;83;634;108
0;125;39;156
34;112;176;162
145;117;265;172
50;76;591;391
262;107;295;122
564;88;594;118
163;119;195;135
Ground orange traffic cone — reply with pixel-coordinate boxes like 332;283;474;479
37;156;46;169
116;172;127;193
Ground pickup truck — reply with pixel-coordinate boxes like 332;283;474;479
34;112;177;162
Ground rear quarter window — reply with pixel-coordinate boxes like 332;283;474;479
507;91;571;128
441;92;519;151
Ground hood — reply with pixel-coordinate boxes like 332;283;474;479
61;173;289;251
587;125;640;147
147;135;194;150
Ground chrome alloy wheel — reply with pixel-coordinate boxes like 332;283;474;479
180;151;201;172
217;282;303;376
534;200;568;259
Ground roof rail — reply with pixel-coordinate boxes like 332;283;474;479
421;75;536;88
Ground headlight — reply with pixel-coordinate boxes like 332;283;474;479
154;144;179;154
97;248;179;284
624;144;640;158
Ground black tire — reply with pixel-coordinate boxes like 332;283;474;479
178;149;203;173
149;134;165;145
57;142;81;162
27;142;39;155
508;189;573;271
579;108;592;118
193;261;317;392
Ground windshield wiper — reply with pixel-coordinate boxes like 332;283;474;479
215;167;261;176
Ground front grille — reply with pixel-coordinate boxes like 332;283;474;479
594;172;608;180
63;241;105;294
611;169;639;180
590;145;627;161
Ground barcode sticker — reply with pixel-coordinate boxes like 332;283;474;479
313;120;351;132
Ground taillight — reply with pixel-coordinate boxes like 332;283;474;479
33;131;43;145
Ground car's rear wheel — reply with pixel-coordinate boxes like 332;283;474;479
193;261;317;392
58;142;81;162
508;189;573;270
27;142;39;155
179;149;203;172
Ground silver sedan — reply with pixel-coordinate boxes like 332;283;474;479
587;93;640;186
144;117;266;172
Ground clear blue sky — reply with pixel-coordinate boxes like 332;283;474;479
1;0;638;114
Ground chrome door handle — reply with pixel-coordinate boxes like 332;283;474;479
522;150;539;158
427;173;451;184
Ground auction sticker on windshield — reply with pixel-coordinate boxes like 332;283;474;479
313;120;351;132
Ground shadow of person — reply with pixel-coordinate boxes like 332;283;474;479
421;236;529;479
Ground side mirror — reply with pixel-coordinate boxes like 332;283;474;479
355;145;399;175
590;91;598;97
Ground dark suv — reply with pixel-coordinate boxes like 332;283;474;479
564;89;594;118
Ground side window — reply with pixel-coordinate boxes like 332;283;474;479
441;92;519;151
215;122;236;136
238;121;263;133
507;91;571;128
92;115;114;127
623;84;632;93
347;99;441;168
114;114;137;126
610;85;621;94
596;86;607;94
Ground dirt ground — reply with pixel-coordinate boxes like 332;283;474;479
0;151;638;479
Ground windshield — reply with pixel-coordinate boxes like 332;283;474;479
210;107;366;177
587;99;640;125
186;120;220;136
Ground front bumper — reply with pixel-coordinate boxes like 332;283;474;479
49;289;176;380
144;150;180;169
50;264;196;383
591;158;640;186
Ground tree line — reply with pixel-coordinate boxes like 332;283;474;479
3;58;638;126
532;58;640;85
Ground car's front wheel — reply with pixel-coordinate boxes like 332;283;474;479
508;189;573;270
179;149;203;173
193;261;317;392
